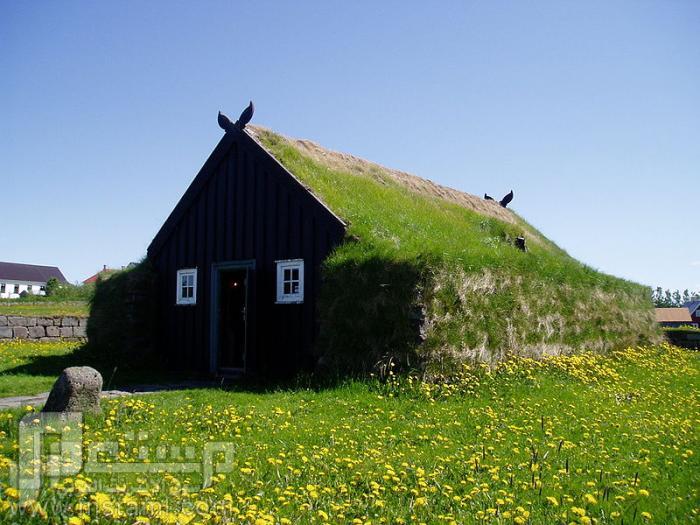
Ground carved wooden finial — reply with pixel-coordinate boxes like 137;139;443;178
484;190;513;207
218;111;234;131
499;190;513;208
235;101;254;128
218;101;255;133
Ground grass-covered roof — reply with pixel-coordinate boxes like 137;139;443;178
248;126;660;373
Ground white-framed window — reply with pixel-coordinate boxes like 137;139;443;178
276;259;304;303
176;268;197;305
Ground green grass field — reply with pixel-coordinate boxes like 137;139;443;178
0;341;697;523
0;301;89;317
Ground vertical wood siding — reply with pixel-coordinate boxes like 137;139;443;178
149;131;345;376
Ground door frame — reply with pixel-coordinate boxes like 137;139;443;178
209;259;255;375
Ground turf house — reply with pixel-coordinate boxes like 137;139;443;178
145;102;659;378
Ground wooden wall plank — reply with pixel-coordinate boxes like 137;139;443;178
234;148;246;258
224;149;236;261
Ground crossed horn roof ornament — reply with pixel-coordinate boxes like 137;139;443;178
218;101;254;132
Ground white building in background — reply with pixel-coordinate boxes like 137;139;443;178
0;261;67;299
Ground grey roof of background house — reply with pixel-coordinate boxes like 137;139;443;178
0;261;67;283
683;301;700;315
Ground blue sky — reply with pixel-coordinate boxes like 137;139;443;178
1;1;698;291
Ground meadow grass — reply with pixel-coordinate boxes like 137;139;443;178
0;342;697;524
0;301;89;317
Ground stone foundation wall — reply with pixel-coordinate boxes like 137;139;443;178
0;315;88;342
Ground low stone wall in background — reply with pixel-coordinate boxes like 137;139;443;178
0;315;88;342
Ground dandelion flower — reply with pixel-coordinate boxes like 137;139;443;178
583;493;597;504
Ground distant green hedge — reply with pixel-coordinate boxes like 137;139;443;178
10;280;94;302
663;325;700;333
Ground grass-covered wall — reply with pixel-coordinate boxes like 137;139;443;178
252;127;661;375
87;260;158;364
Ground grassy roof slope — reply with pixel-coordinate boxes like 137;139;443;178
249;126;660;374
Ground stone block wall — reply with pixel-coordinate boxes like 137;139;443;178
0;315;88;342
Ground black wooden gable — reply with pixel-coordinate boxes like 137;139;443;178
148;128;345;259
147;110;347;376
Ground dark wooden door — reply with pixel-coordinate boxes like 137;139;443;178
218;268;248;371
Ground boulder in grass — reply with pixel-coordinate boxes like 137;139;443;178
42;367;103;414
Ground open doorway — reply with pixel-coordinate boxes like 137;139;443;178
211;261;253;374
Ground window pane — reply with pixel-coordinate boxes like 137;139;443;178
276;261;303;302
177;270;197;304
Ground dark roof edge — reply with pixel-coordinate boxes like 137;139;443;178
147;132;236;258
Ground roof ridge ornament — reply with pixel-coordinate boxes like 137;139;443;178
483;189;514;208
499;190;513;208
218;101;255;133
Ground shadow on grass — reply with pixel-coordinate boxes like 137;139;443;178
0;343;195;392
0;342;361;396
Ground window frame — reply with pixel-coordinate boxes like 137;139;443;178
176;268;198;305
275;259;304;304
